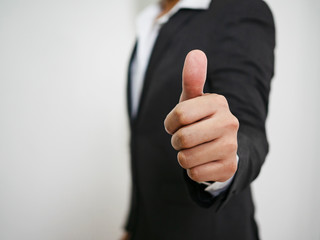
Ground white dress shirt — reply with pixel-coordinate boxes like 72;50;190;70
130;0;236;197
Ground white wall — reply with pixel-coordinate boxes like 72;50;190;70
0;0;134;239
0;0;319;240
253;0;320;239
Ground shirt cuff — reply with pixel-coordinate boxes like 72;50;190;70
200;155;239;197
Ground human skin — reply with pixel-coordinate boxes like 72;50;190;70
120;232;131;240
157;0;179;18
164;50;239;183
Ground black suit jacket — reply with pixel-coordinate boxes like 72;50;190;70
125;0;275;239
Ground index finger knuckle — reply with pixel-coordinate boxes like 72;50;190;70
174;103;189;125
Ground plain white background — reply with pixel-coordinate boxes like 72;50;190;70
0;0;319;239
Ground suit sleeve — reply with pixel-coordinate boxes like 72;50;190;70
184;0;276;210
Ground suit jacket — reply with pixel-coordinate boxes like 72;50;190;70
125;0;275;239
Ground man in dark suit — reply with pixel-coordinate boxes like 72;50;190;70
122;0;275;239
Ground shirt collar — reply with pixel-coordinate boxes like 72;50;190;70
157;0;211;24
137;0;211;27
176;0;212;10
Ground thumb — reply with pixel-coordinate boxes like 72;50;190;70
180;49;207;102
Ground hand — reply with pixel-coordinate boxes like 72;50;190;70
120;232;131;240
164;50;239;183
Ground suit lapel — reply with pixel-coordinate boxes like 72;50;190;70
134;9;201;125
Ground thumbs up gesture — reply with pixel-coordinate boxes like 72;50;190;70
164;50;239;183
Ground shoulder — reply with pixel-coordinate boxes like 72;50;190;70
207;0;274;22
